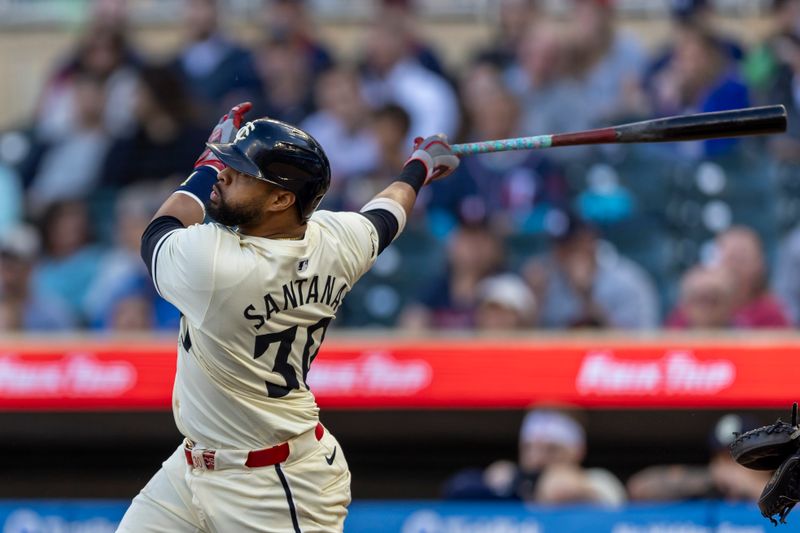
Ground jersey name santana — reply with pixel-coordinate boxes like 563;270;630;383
152;210;378;449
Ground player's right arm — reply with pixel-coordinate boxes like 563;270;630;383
359;134;459;254
137;103;252;324
140;220;224;325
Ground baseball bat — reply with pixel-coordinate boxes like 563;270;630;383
450;105;787;156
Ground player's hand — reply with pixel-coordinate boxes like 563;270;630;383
194;101;253;172
404;133;460;184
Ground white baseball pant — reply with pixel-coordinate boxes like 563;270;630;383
116;425;350;532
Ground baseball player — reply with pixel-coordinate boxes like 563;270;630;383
116;102;459;532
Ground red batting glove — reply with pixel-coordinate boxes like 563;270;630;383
194;101;253;172
404;133;460;184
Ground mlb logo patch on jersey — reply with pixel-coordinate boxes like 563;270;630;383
298;259;309;273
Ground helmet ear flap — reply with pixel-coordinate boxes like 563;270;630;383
302;191;327;221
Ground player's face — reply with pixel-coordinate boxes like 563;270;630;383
207;168;271;227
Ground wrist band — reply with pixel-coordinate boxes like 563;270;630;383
361;197;408;238
398;160;427;194
176;166;218;212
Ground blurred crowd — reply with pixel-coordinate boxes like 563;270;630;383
3;0;800;332
443;406;770;506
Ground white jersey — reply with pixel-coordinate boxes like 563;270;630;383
151;210;379;449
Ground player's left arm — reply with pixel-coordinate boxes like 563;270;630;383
359;134;459;254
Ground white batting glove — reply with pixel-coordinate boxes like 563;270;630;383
405;134;460;184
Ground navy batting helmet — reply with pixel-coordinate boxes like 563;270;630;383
207;118;331;221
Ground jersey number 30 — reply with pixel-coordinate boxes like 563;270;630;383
253;317;332;398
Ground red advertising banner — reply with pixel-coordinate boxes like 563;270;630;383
0;336;796;410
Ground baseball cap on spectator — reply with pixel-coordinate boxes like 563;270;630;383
0;224;40;262
520;409;586;448
477;273;537;320
708;413;760;453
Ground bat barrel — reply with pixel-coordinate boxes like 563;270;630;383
450;105;788;156
613;105;787;143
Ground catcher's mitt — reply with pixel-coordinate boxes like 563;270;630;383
760;450;800;525
730;403;800;471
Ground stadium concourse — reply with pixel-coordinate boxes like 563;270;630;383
1;0;800;532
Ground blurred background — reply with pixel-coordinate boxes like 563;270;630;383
2;0;800;531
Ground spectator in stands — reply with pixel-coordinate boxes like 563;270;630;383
667;265;737;328
474;273;537;330
573;163;636;225
110;296;154;330
31;199;104;322
102;64;208;186
523;211;659;329
769;223;800;325
247;35;316;126
89;0;128;31
475;0;539;69
505;24;594;163
26;72;112;214
34;7;139;141
649;23;750;158
628;414;770;501
301;67;380;191
566;0;648;125
84;182;179;330
107;278;157;332
0;302;15;331
374;0;447;78
428;61;568;235
723;229;784;333
400;220;505;330
743;0;800;99
0;224;76;331
645;1;744;107
360;17;460;145
763;32;800;162
671;227;789;328
172;0;259;119
337;104;412;212
0;163;23;238
247;0;337;126
369;105;412;177
672;0;744;61
535;463;626;506
260;0;334;79
443;407;626;506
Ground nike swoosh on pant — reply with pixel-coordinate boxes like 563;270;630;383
325;447;337;465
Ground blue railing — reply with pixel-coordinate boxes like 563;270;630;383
0;499;794;532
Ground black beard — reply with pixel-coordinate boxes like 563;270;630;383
206;197;261;227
